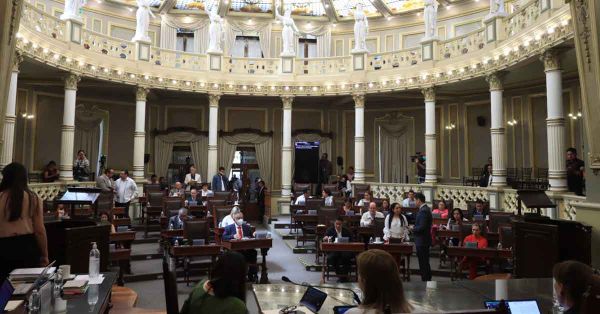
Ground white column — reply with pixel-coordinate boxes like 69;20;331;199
422;87;437;183
0;54;22;171
487;73;507;187
353;94;366;183
133;87;148;182
59;74;80;181
281;96;294;197
207;93;221;179
542;50;567;191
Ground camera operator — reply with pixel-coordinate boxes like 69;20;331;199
412;152;426;184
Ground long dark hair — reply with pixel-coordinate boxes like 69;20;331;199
450;208;464;223
386;203;406;230
553;260;593;311
209;251;247;302
357;249;412;313
0;162;37;222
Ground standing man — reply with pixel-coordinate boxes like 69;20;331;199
566;148;585;195
319;153;333;186
96;168;114;192
114;170;138;218
212;166;230;192
411;192;432;281
257;180;266;222
184;165;202;191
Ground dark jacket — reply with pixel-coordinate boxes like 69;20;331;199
222;223;253;241
257;187;266;207
169;215;186;230
413;204;432;247
325;226;353;242
212;174;230;192
479;173;491;187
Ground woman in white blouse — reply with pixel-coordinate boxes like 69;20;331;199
383;203;409;242
322;189;334;207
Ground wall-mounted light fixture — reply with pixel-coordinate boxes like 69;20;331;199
568;112;582;120
445;123;456;130
507;119;518;126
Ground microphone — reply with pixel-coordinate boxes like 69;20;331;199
281;276;361;305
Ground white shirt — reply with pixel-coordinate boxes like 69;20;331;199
295;194;307;205
360;211;385;227
488;174;493;187
220;214;236;228
184;173;202;189
402;198;417;208
324;196;334;207
201;189;214;197
114;177;138;203
383;214;409;241
356;198;370;207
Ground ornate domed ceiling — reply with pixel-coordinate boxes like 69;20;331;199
105;0;467;21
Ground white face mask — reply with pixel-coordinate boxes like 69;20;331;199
236;219;244;225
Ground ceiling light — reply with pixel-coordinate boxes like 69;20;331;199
421;74;428;80
354;83;359;88
387;17;392;21
32;43;38;49
78;60;85;66
158;77;163;82
395;79;400;84
241;85;247;90
172;80;177;84
459;68;465;73
200;82;205;87
284;86;289;91
103;67;109;73
408;78;414;83
312;86;318;91
228;84;233;88
256;85;262;90
341;83;346;89
130;74;135;78
381;81;387;86
271;86;276;91
128;7;133;12
144;75;149;80
446;5;452;10
117;70;122;75
447;69;453;75
186;81;191;86
325;4;329;8
53;53;60;60
435;73;441;78
213;83;219;88
90;66;96;71
332;23;337;27
43;48;49;54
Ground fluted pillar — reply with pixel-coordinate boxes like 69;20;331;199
59;74;80;181
0;54;22;171
353;94;366;183
422;87;437;183
207;93;221;179
487;73;507;187
133;87;148;182
542;50;567;191
281;96;294;197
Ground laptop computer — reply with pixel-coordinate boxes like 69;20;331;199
484;299;541;314
299;286;328;313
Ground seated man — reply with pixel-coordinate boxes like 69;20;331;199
184;166;202;190
459;222;488;279
469;199;489;219
170;181;185;197
402;190;417;208
148;174;159;184
322;189;334;207
200;183;214;201
360;202;385;227
324;217;354;282
220;206;241;228
186;188;201;206
294;190;309;206
222;212;258;281
169;208;192;230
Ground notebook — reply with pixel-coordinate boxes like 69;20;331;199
465;241;478;248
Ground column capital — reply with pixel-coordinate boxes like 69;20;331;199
208;93;222;107
486;72;506;91
63;73;80;90
421;86;436;102
541;49;561;72
281;96;294;109
135;86;149;101
11;53;23;73
352;93;365;108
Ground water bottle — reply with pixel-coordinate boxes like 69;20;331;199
89;242;100;280
87;284;98;307
28;288;40;314
174;239;180;247
53;269;63;298
369;237;374;244
497;242;503;249
169;223;173;230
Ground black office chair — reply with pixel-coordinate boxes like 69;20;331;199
162;254;179;314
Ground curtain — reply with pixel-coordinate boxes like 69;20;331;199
297;24;331;57
153;132;208;178
160;18;177;50
74;118;101;175
218;132;273;188
376;115;415;183
193;24;209;53
224;20;272;57
292;133;333;177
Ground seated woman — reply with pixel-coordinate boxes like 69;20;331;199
445;208;469;246
459;222;488;279
99;211;116;234
356;191;373;207
42;161;60;183
381;199;390;215
432;200;449;219
553;260;597;314
346;249;412;313
339;200;354;216
322;188;334;207
383;203;408;242
180;251;248;314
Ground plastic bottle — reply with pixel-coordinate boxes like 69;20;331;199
28;288;40;314
174;239;180;246
53;269;63;298
89;242;100;280
87;284;98;307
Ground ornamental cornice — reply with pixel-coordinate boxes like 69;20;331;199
11;52;23;72
208;93;221;107
14;3;574;98
352;93;365;108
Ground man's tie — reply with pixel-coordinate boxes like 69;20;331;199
237;225;243;240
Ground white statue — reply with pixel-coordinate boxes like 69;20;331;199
352;3;369;53
205;2;224;53
275;3;301;57
60;0;87;21
423;0;439;40
489;0;507;16
132;0;156;42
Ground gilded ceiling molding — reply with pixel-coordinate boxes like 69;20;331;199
11;52;23;72
421;87;436;102
219;128;273;137
63;73;80;90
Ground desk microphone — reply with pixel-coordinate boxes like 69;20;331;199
281;276;361;305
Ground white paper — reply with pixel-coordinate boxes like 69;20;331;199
10;267;56;275
74;274;105;285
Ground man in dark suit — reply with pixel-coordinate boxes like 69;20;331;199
410;192;432;281
169;208;191;230
212;166;230;192
324;217;354;282
222;213;258;281
469;199;489;219
257;180;266;223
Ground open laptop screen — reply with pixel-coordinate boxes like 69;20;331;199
484;299;541;314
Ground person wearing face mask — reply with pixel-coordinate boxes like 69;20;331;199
220;207;241;228
222;212;258;282
360;202;384;227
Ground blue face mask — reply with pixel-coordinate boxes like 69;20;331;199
422;157;426;161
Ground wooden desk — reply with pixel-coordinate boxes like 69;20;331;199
170;244;222;285
143;205;163;238
112;218;131;227
109;231;136;245
433;217;448;225
368;243;413;281
342;215;361;226
446;247;513;280
222;239;273;284
161;229;184;241
320;242;364;282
